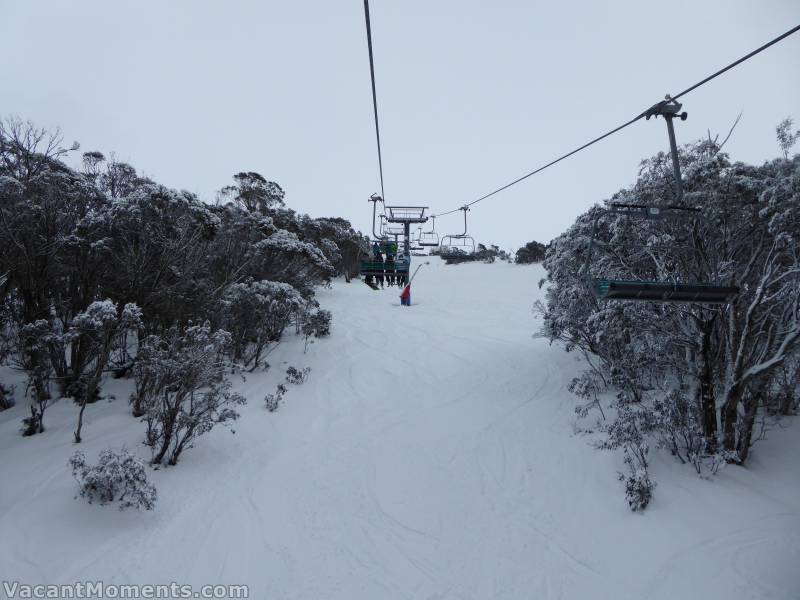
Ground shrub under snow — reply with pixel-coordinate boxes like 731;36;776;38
0;382;14;411
220;279;305;370
302;309;332;352
134;323;246;466
265;384;287;412
285;366;311;385
623;467;654;512
69;449;157;511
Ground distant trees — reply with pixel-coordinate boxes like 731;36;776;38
776;117;799;159
0;117;357;447
515;241;546;264
219;171;285;214
473;244;509;263
539;131;800;508
441;243;510;264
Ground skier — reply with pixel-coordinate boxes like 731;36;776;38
372;244;385;288
385;253;395;286
400;282;411;306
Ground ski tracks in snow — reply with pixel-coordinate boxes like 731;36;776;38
3;262;799;599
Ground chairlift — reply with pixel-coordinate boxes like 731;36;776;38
585;98;738;304
439;206;476;259
585;203;739;303
410;228;424;251
359;194;427;288
439;236;475;258
418;215;440;247
384;224;405;238
385;206;428;223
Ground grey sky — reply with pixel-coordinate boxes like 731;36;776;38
2;1;798;249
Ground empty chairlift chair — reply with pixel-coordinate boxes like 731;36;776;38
439;235;476;259
439;206;476;260
418;216;440;247
585;204;739;304
584;98;739;304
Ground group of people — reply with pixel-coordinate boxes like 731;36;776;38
364;241;410;289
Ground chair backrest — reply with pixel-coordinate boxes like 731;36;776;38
441;235;475;254
419;231;439;246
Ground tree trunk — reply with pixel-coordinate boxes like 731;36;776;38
735;391;760;465
152;399;180;465
74;348;107;443
720;383;741;456
697;319;718;451
74;399;87;443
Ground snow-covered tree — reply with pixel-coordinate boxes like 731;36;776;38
218;171;285;214
540;137;800;505
134;323;246;466
301;309;332;353
516;241;547;264
776;117;799;159
219;280;305;369
68;300;141;442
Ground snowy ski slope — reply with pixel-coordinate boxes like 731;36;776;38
0;260;798;599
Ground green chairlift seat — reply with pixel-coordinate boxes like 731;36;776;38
592;279;739;304
585;204;739;305
359;260;410;277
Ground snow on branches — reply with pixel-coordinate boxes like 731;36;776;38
134;323;246;466
541;138;800;508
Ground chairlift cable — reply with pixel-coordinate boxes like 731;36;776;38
430;23;800;219
363;0;387;201
671;23;800;101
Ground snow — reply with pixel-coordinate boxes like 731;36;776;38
1;259;798;599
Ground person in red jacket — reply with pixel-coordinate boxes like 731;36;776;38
400;283;411;306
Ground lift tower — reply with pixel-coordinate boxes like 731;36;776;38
384;206;429;256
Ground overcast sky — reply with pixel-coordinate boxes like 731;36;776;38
2;1;798;248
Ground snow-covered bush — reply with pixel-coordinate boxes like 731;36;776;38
67;300;141;443
130;335;162;418
265;384;287;412
540;140;800;504
623;466;654;512
15;320;58;434
598;403;655;511
0;117;353;438
295;215;369;282
220;280;305;369
766;354;800;416
250;229;335;297
0;382;14;411
569;371;606;420
301;309;332;352
285;366;311;385
651;389;709;473
134;323;246;466
69;449;157;511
